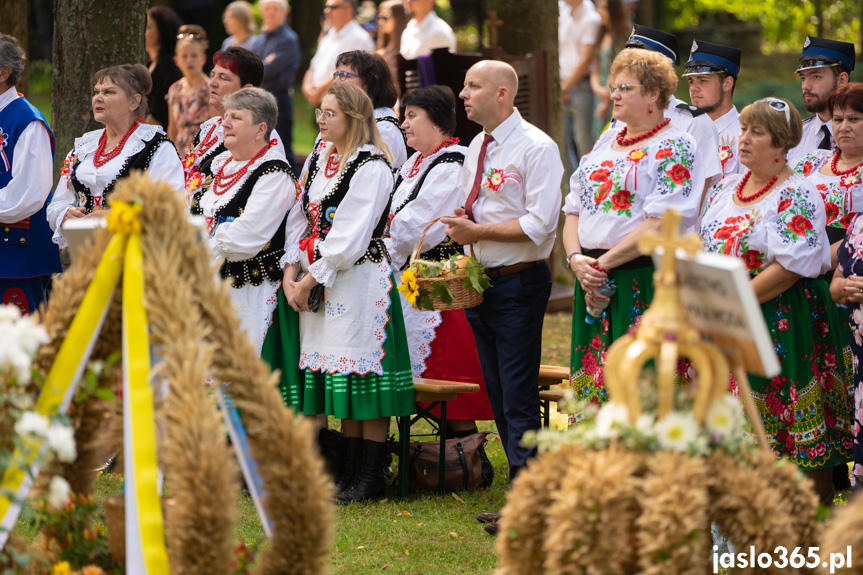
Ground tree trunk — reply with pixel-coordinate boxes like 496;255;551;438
492;0;565;279
51;0;148;180
290;0;323;87
0;0;29;95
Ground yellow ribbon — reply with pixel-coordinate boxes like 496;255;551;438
0;201;169;573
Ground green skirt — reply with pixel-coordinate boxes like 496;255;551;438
260;277;415;421
569;266;656;406
741;279;853;470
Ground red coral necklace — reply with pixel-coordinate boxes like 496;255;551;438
94;120;139;168
615;118;670;147
735;170;780;202
212;141;273;195
408;137;460;178
197;119;222;156
324;148;341;178
830;149;863;176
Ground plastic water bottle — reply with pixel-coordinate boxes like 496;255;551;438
585;278;617;324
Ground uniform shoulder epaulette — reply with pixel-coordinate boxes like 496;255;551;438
802;115;817;124
676;102;707;117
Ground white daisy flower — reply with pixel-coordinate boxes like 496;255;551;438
705;395;743;438
655;411;699;452
594;402;630;439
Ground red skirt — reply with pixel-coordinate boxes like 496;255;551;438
418;309;494;421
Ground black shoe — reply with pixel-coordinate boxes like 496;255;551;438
478;441;494;488
334;436;364;493
833;463;852;491
317;427;343;478
337;439;388;505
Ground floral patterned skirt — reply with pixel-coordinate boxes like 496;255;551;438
843;301;863;481
740;279;853;470
569;266;655;407
262;276;415;420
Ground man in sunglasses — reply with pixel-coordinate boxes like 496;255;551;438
683;39;743;177
611;25;723;193
399;0;457;60
301;0;374;107
786;35;855;168
252;0;300;170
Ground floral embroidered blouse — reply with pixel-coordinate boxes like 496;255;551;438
794;150;863;230
563;125;702;249
699;172;829;278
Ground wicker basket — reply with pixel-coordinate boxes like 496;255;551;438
409;217;484;311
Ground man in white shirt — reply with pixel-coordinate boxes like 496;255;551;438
399;0;457;60
683;39;743;177
559;0;601;174
441;60;563;537
786;35;855;168
0;34;61;314
301;0;374;106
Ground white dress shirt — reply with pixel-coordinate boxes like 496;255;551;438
0;87;54;224
309;20;375;86
787;115;833;169
399;12;457;60
460;109;563;268
558;0;601;79
713;105;742;177
374;107;408;170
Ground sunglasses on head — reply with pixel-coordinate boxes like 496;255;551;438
177;32;202;40
759;98;791;126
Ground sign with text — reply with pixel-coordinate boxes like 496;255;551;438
653;248;780;378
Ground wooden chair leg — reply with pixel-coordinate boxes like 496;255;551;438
438;401;447;495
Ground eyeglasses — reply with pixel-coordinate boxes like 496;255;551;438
177;33;202;40
332;70;361;82
608;83;644;95
315;109;337;123
378;14;391;21
324;3;345;11
759;97;791;126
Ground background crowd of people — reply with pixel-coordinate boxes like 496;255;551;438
2;0;863;541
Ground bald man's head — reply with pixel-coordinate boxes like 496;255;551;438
460;60;519;131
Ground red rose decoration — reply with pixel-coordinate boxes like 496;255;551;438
655;147;673;160
590;334;603;351
589;168;611;182
667;163;691;185
802;161;814;176
817;183;828;192
777;197;792;213
742;249;762;270
777;318;789;331
581;353;598;375
824;352;837;368
787;214;813;236
713;226;735;240
825;202;840;223
806;447;818;460
779;404;795;425
601;160;613;167
766;392;783;416
595;178;613;203
770;375;787;390
610;190;632;211
840;212;855;228
825;406;836;428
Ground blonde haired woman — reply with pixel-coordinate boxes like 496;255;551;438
221;1;257;50
276;84;412;505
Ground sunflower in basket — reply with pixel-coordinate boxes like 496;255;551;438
398;254;491;311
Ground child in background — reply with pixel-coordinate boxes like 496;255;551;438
167;25;211;154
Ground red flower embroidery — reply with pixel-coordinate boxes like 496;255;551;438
770;375;787;390
824;352;837;368
825;406;836;428
714;226;736;240
840;212;855;228
601;160;613;167
825;202;840;224
742;249;762;271
816;183;828;192
667;163;690;185
766;392;784;416
787;214;813;236
589;168;611;182
777;318;789;331
590;334;603;351
777;197;792;213
610;190;632;211
581;353;598;375
779;404;795;425
595;178;613;203
776;429;795;454
655;148;673;160
802;161;814;176
806;447;818;460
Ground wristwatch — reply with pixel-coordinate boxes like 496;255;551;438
566;251;581;265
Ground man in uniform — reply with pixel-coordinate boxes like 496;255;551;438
786;35;855;168
441;60;563;537
684;39;743;177
611;25;723;192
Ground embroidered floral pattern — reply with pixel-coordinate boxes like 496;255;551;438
776;187;819;247
482;167;522;191
795;152;862;229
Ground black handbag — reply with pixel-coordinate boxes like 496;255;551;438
296;271;324;312
402;431;492;492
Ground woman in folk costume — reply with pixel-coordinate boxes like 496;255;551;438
189;87;295;353
47;64;183;248
0;33;61;315
796;83;863;491
279;84;413;505
700;98;852;505
384;85;494;485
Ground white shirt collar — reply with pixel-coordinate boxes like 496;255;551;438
0;86;19;113
713;106;739;133
488;109;522;145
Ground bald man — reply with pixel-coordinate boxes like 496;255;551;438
442;61;563;536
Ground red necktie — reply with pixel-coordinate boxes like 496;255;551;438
464;133;495;222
